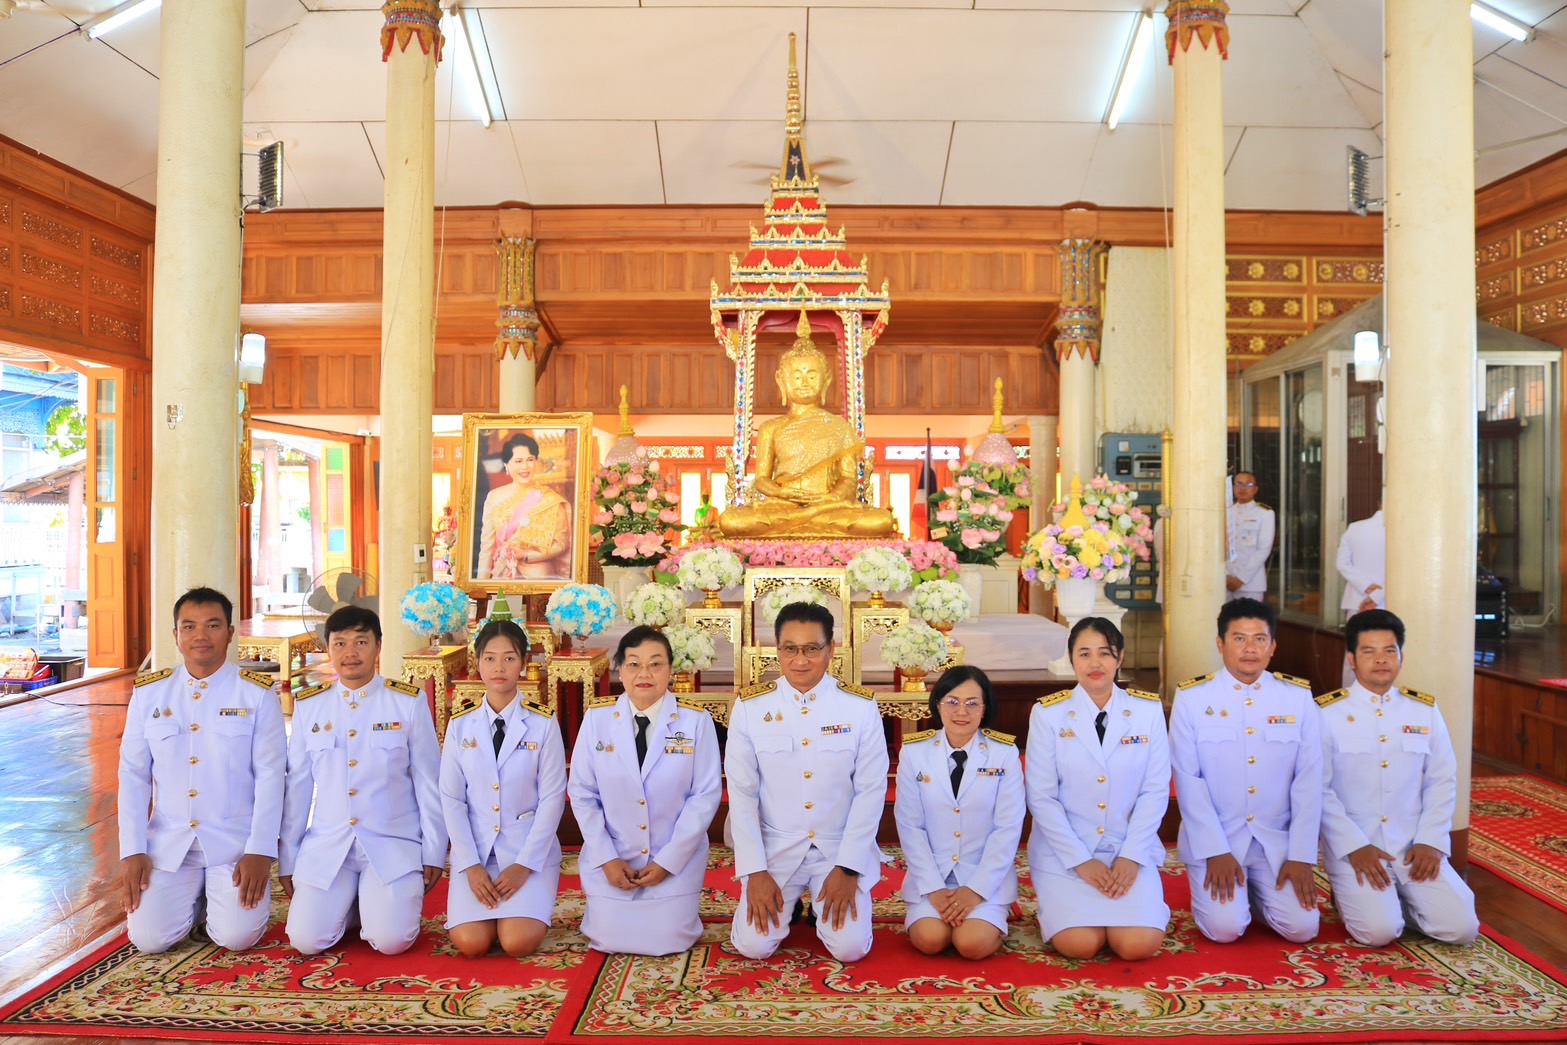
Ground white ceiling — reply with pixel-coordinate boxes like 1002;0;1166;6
3;0;1567;211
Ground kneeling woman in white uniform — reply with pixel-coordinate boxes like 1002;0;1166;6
569;625;722;955
1026;617;1170;961
894;666;1025;960
440;620;566;957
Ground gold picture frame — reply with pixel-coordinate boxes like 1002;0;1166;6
455;412;593;595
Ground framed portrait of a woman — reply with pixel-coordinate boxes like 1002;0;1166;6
456;412;592;594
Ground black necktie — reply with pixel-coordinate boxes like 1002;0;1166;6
634;714;650;767
1095;710;1108;745
492;716;506;758
950;750;967;797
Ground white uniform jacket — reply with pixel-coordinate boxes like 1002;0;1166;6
1335;511;1386;613
441;696;566;876
280;676;446;891
568;691;722;899
725;675;889;882
118;663;287;870
1025;685;1170;875
1170;669;1323;876
1226;501;1275;590
894;727;1024;905
1317;681;1457;860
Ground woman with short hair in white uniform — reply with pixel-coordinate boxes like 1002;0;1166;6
894;666;1025;960
569;625;722;955
440;620;566;957
1026;617;1170;961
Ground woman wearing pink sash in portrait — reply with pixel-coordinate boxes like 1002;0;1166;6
476;433;572;580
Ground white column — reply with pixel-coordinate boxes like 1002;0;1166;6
1055;237;1106;486
1164;1;1230;691
149;0;245;667
1057;354;1097;485
497;354;536;412
377;2;441;671
1029;413;1059;617
1383;0;1476;832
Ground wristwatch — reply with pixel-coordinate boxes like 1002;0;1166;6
836;866;860;877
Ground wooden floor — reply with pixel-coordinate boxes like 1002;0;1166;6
1;676;1565;1045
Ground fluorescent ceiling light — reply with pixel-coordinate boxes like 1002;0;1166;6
1470;2;1534;43
449;5;500;128
84;0;160;39
1105;10;1155;131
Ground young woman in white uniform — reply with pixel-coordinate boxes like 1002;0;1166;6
894;666;1025;960
1025;617;1171;960
440;620;566;957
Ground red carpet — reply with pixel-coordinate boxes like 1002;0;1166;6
1470;774;1567;915
3;849;1566;1043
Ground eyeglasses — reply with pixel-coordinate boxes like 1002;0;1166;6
1233;481;1258;488
778;643;828;659
940;698;984;711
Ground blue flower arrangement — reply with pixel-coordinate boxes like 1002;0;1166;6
545;583;619;638
400;582;470;639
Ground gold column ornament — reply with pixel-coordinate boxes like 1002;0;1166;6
380;0;444;61
1055;238;1108;362
495;235;543;362
239;388;254;507
1165;0;1229;61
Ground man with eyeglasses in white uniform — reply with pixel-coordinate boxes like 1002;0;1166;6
726;601;888;962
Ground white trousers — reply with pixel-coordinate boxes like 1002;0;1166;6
126;840;270;953
285;839;425;956
1189;838;1320;944
1326;855;1479;947
729;847;874;962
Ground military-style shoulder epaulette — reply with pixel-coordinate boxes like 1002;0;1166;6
738;681;777;701
384;678;421;697
450;697;483;720
1399;686;1436;707
1273;671;1311;689
1177;673;1213;690
522;699;556;718
1036;689;1073;709
584;693;617;710
293;681;330;702
675;697;712;714
981;728;1016;746
133;667;173;688
902;728;939;744
1314;688;1349;708
239;669;276;690
1258;502;1274;512
838;681;876;700
1127;688;1161;702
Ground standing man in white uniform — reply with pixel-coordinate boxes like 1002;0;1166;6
727;602;888;962
1335;509;1386;618
281;606;445;955
1315;609;1478;947
118;587;286;952
1226;472;1275;602
1170;598;1322;944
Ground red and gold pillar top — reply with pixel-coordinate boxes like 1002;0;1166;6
1165;0;1229;61
381;0;444;62
1054;238;1108;363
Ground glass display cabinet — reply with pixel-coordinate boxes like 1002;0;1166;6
1239;295;1561;627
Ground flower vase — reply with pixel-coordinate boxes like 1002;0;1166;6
867;591;887;608
955;565;984;620
671;670;697;693
557;632;574;655
899;668;928;692
602;565;652;613
702;589;723;609
1047;576;1100;675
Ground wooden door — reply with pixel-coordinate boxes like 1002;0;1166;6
85;368;129;667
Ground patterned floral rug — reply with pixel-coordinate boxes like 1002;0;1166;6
1470;774;1567;914
3;848;1566;1043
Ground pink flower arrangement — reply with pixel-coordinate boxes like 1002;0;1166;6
927;461;1030;566
658;539;958;582
589;460;684;566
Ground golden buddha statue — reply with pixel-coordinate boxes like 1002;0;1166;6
717;320;896;539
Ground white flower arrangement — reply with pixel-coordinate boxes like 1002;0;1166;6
622;582;688;628
664;624;718;672
760;583;828;626
844;548;914;596
544;583;619;638
911;579;971;626
399;582;470;639
881;620;950;673
675;547;745;593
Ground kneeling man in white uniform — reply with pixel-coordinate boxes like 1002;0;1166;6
1316;608;1479;947
726;602;888;962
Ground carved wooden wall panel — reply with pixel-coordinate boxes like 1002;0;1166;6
1223;252;1382;370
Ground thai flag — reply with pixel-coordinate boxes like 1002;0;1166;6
913;428;938;540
